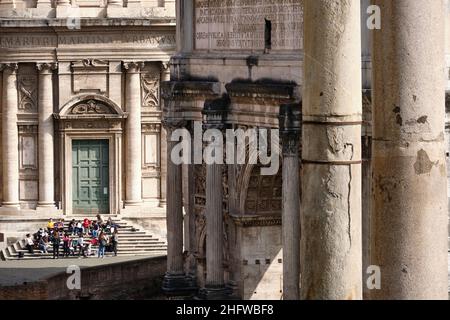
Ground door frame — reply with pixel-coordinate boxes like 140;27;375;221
71;139;111;215
61;133;122;216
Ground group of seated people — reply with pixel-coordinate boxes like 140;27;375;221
24;215;119;259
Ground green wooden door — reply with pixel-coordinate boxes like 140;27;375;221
72;140;109;215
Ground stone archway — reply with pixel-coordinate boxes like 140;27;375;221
55;95;128;216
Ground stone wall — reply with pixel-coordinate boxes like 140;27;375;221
0;256;167;300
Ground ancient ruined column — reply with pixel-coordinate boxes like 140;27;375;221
199;97;229;300
1;63;20;210
124;62;143;208
36;63;57;211
162;119;194;294
279;103;301;300
302;0;362;299
159;62;170;208
371;0;448;300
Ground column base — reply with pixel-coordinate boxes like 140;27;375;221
36;204;59;214
197;286;234;300
162;272;198;296
0;205;21;216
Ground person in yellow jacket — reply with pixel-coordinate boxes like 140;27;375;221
47;218;54;231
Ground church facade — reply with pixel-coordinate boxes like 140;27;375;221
0;1;175;244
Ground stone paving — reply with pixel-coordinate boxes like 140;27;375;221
0;255;161;286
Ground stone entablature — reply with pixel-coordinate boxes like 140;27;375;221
0;0;175;19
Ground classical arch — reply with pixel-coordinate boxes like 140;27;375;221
57;94;127;119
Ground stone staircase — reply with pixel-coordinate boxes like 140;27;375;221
0;216;167;261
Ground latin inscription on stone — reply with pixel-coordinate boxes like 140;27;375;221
195;0;303;51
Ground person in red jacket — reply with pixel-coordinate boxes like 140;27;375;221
83;218;91;235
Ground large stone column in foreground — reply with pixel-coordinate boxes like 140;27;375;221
301;0;362;300
37;63;57;211
1;63;20;210
279;103;301;300
371;0;448;300
124;62;143;208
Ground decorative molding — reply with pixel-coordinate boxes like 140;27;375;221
72;59;108;68
225;81;298;103
0;63;18;73
161;81;221;100
69;100;114;115
142;123;161;133
230;214;282;228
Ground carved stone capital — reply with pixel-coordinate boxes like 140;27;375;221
0;63;18;73
203;95;230;131
161;61;170;72
123;61;145;73
279;102;301;156
162;118;187;131
36;62;58;74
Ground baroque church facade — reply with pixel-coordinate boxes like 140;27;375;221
0;1;175;244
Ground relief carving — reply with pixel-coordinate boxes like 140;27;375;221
18;75;37;112
69;100;113;115
141;73;160;108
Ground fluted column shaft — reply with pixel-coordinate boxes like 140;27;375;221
371;0;448;300
124;62;143;206
279;104;301;300
37;63;57;209
1;64;20;209
205;161;224;287
166;133;185;274
302;0;362;300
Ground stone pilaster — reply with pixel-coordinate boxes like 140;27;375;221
371;0;448;300
36;63;57;211
279;103;301;300
302;0;362;299
123;62;144;208
198;96;231;300
0;63;20;211
161;118;196;295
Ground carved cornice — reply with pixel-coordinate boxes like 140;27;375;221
230;214;282;228
161;81;221;101
36;62;58;73
226;81;298;102
123;61;145;73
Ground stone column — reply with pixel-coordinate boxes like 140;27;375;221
302;0;362;300
199;97;230;300
36;63;57;211
1;63;20;210
159;62;170;208
0;63;20;208
124;62;144;208
371;0;448;300
279;103;301;300
162;119;196;295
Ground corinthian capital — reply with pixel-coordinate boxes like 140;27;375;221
36;62;58;73
123;61;145;73
0;63;18;73
279;102;301;156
